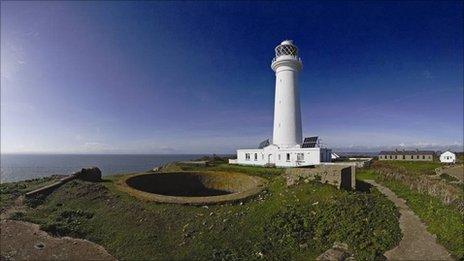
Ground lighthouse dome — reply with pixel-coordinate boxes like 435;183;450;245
275;40;298;58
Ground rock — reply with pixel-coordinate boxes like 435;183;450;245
316;248;349;261
316;242;352;261
34;242;45;250
332;242;349;251
73;167;102;182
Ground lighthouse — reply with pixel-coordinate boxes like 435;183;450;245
271;40;303;148
231;39;332;167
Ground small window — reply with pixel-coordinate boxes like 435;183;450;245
297;153;304;161
262;154;264;160
286;153;290;161
395;155;397;160
245;153;250;160
423;155;425;159
278;154;281;160
254;153;258;161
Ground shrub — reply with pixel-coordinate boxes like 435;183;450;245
41;209;94;237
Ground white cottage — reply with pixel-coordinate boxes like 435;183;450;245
440;151;456;163
229;40;332;167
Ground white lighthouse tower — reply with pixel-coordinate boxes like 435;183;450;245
231;39;332;167
271;40;303;148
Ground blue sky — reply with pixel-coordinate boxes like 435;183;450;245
1;1;463;154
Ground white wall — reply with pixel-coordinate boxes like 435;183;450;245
235;146;329;167
272;55;302;148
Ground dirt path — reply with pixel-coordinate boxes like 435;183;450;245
0;196;116;261
365;180;453;261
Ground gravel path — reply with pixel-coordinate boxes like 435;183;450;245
365;180;454;260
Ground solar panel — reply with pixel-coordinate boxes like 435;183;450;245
258;139;270;149
302;136;318;148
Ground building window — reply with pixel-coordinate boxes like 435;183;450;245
245;153;250;160
254;153;258;161
278;154;281;160
297;153;304;161
286;153;290;161
262;154;264;160
423;155;425;159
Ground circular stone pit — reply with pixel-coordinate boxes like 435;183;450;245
116;171;267;205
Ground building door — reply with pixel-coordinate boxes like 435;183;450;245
340;167;352;190
267;154;274;164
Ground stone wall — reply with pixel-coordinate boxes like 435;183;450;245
285;164;356;190
25;167;102;198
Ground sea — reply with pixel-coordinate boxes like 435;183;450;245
0;154;207;183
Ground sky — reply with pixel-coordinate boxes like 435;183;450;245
1;1;463;154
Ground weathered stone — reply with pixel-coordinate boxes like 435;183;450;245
285;164;356;190
316;242;352;261
74;167;102;182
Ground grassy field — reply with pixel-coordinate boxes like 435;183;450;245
357;162;464;260
3;163;401;260
373;161;441;175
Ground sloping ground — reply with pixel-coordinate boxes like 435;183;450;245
442;165;464;182
0;163;402;260
359;162;464;259
1;220;115;260
365;180;453;260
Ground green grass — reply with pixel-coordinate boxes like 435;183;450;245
5;164;401;260
355;169;378;181
374;161;441;175
179;163;285;178
381;179;464;259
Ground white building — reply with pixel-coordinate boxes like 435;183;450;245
440;151;456;163
230;40;331;167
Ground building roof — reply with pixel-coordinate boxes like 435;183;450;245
379;150;435;156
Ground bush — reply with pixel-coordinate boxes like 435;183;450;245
41;209;94;237
10;211;25;220
24;194;47;208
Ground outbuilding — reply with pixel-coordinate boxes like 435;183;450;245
439;151;456;164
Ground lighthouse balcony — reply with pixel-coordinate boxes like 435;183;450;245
272;55;301;63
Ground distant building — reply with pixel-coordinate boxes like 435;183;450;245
439;151;456;163
378;150;434;161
